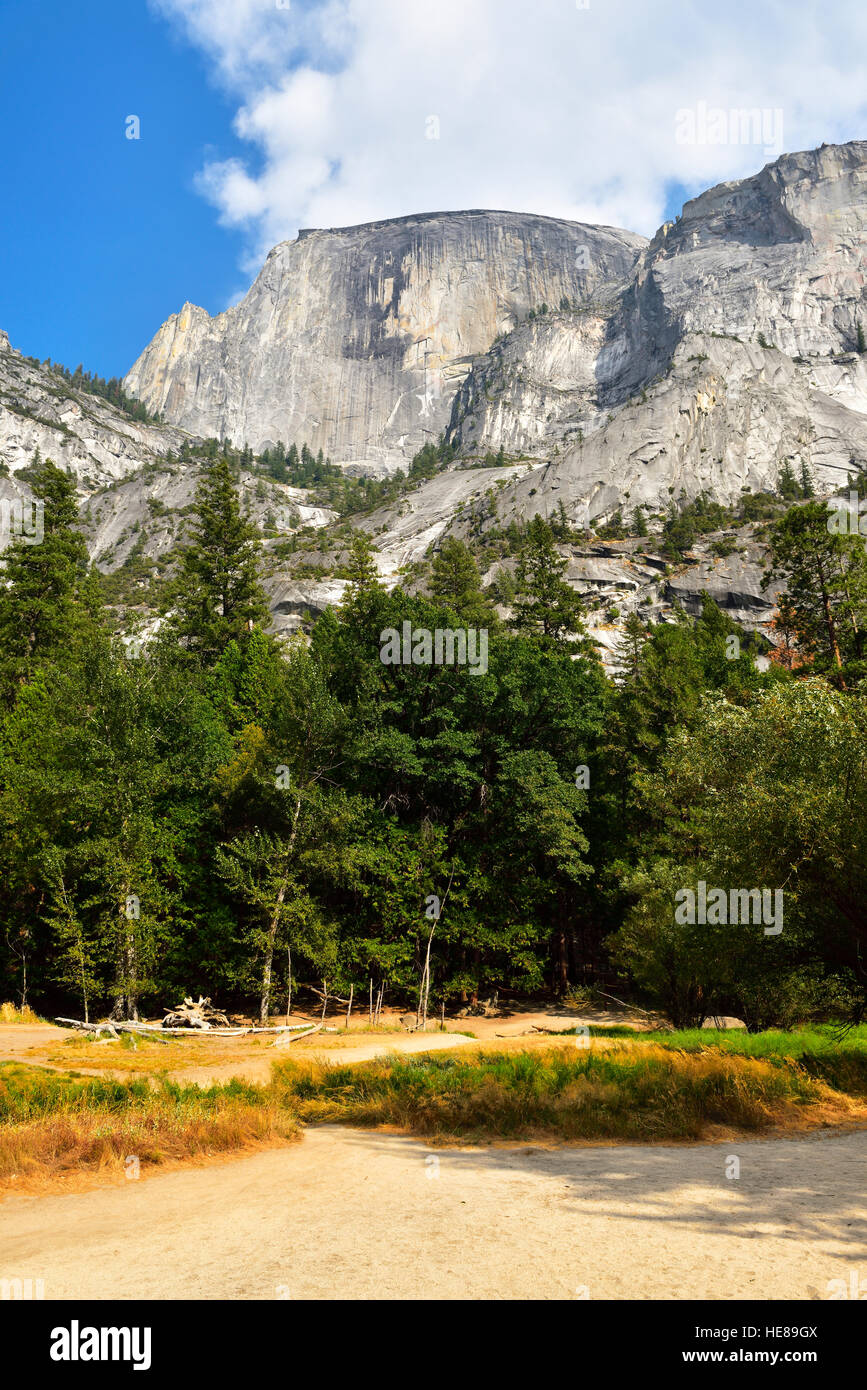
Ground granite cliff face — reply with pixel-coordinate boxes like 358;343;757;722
493;328;867;528
126;142;867;528
124;211;645;465
450;142;867;523
609;140;867;402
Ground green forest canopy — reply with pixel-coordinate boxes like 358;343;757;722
1;453;865;1030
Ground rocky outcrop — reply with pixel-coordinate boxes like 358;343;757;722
664;533;783;629
265;574;349;642
496;331;867;527
449;142;867;522
124;211;645;465
475;534;784;671
81;465;335;573
0;332;189;494
357;460;542;574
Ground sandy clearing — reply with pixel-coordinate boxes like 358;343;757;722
165;1029;478;1086
0;1022;480;1086
0;1025;67;1060
2;1127;865;1301
0;1012;618;1084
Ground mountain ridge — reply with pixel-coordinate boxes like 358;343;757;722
123;209;646;463
123;140;867;529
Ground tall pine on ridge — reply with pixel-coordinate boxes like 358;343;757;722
166;457;269;662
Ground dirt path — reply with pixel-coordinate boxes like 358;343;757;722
0;1004;665;1086
2;1127;864;1300
0;1025;66;1059
168;1029;478;1085
0;1022;481;1087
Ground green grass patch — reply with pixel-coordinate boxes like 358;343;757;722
547;1024;867;1096
271;1042;843;1144
0;1063;298;1185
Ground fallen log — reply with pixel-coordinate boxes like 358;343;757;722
270;1022;323;1047
91;1023;120;1041
55;1017;318;1039
594;990;657;1017
56;1017;248;1038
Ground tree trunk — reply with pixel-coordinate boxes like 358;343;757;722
817;556;843;669
259;878;288;1025
842;573;863;657
554;928;569;995
284;945;292;1026
417;870;454;1029
60;876;89;1024
114;896;140;1022
80;940;89;1026
259;792;303;1025
417;923;435;1030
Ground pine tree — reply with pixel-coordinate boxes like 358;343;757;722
510;516;584;642
551;500;571;540
268;441;287;482
165;457;268;664
778;459;801;500
764;500;867;674
0;456;93;698
618;613;648;682
429;538;493;624
343;533;382;601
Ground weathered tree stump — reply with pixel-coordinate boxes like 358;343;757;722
161;995;230;1029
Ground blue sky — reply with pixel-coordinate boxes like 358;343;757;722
0;0;247;376
2;0;865;381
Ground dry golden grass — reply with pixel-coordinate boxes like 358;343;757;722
0;1002;44;1024
273;1042;867;1145
0;1064;298;1194
0;1106;299;1195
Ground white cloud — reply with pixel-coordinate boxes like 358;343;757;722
152;0;867;274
